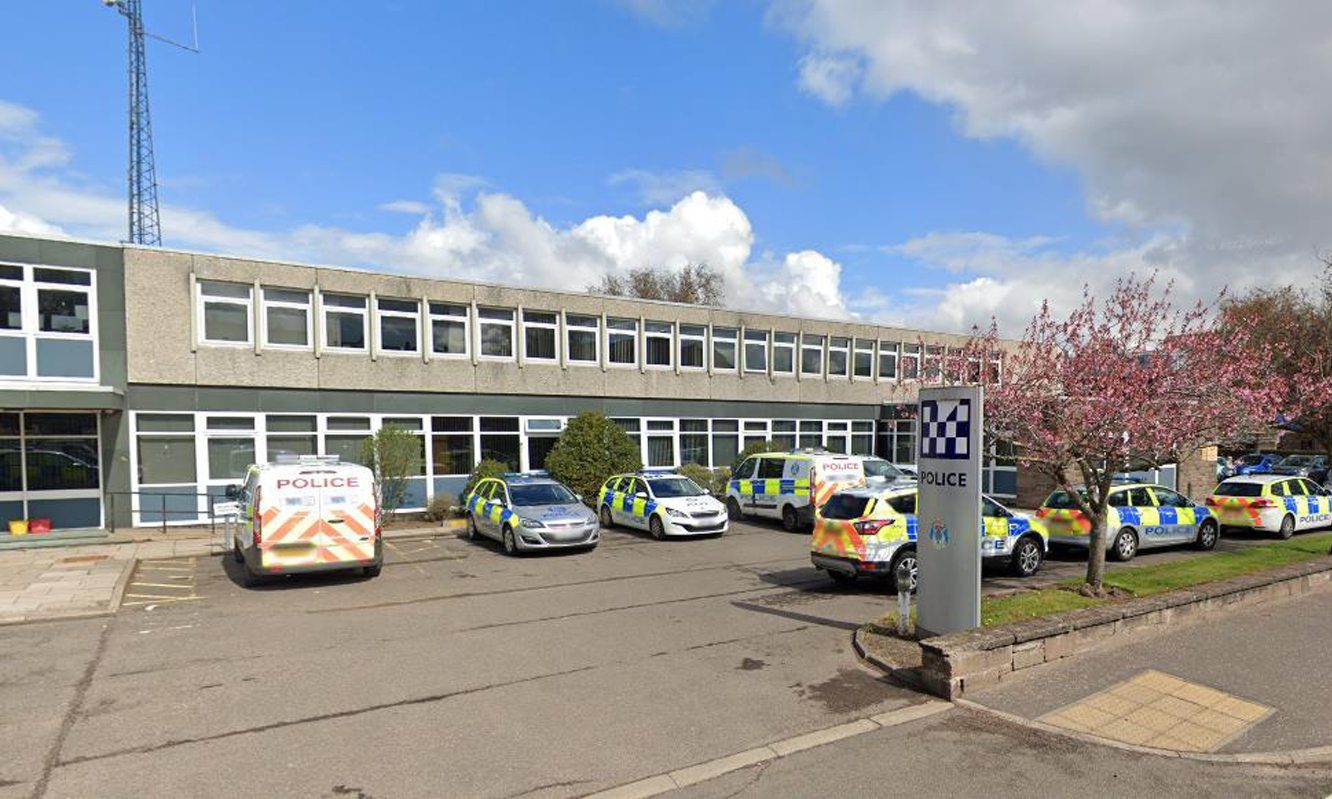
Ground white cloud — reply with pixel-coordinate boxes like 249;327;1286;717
779;1;1332;330
0;100;854;322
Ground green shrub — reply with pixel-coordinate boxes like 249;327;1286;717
546;412;643;502
424;493;456;522
361;426;424;518
464;459;509;498
678;463;731;496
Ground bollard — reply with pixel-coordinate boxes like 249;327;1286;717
895;559;914;637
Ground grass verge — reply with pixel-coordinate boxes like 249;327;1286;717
976;532;1332;628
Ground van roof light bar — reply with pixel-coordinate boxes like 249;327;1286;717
274;454;341;465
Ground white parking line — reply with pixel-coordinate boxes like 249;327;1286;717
582;699;952;798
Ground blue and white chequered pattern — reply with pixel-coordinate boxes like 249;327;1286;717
920;399;971;460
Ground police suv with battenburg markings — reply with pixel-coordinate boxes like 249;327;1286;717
727;450;866;532
598;470;728;539
1205;475;1332;538
1036;481;1219;562
464;472;600;555
809;484;1048;591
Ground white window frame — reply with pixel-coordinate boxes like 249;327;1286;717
260;287;313;350
644;321;673;370
197;280;252;348
828;336;850;378
901;343;921;381
772;332;796;376
477;307;516;361
428;302;470;358
800;334;824;378
877;340;898;382
321;293;368;352
743;329;769;374
606;317;639;368
564;313;600;366
712;327;738;373
520;309;559;363
852;338;874;380
0;264;100;385
678;324;706;370
377;297;421;356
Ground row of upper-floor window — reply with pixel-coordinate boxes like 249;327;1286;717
0;263;99;382
195;280;1001;382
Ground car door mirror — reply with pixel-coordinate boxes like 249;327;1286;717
635;491;648;499
224;484;240;500
574;493;583;503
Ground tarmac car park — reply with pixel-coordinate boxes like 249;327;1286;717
808;484;1048;591
1036;481;1219;562
597;470;729;538
463;472;600;554
1206;475;1332;538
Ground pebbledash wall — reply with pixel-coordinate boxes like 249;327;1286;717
1;232;1037;532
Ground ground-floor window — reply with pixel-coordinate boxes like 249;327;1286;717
1;411;102;531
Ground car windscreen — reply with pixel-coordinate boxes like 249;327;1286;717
821;493;871;520
647;477;705;498
863;459;901;479
509;483;577;506
1044;490;1088;509
1213;482;1263;497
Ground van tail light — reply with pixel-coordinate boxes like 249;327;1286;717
1250;498;1276;509
854;519;891;535
252;486;263;546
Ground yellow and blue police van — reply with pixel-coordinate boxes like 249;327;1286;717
463;471;600;555
227;455;381;587
597;469;728;539
809;484;1047;590
728;450;866;532
1036;481;1219;561
1205;475;1332;538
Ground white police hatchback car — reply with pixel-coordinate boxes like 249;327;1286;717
598;470;728;539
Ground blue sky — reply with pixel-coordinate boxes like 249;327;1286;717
2;2;1325;332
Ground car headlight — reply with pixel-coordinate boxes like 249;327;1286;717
664;507;688;519
521;518;546;529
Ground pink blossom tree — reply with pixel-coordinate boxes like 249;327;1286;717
964;275;1294;594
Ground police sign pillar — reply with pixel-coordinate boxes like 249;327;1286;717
915;385;983;636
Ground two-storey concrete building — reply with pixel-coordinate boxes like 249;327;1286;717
0;232;1021;535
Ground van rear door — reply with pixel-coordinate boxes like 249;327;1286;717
318;473;376;563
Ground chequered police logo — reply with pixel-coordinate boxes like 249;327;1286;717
920;399;971;460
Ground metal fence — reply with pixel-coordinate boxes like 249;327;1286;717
106;491;238;535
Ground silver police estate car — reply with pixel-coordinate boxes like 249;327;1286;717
463;472;600;555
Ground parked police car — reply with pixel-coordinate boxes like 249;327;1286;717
809;484;1047;590
463;472;599;555
1206;475;1332;538
1036;482;1218;561
598;470;728;539
728;450;866;532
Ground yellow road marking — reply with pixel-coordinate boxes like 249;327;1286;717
122;596;204;606
124;592;198;600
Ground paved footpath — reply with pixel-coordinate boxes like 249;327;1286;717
965;583;1332;758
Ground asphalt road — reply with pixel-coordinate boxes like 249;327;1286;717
0;518;1321;799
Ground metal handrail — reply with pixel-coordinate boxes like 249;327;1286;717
106;490;237;535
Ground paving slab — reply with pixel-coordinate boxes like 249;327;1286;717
967;582;1332;754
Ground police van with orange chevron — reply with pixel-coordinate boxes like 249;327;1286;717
726;449;867;532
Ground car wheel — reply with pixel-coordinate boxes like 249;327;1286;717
464;513;478;541
599;505;614;528
502;525;519;555
1278;514;1295;540
1010;536;1044;577
363;562;382;578
649;515;666;541
889;548;918;594
1110;527;1138;562
726;497;744;521
827;569;856;585
1195;521;1219;551
231;535;245;564
781;505;799;533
